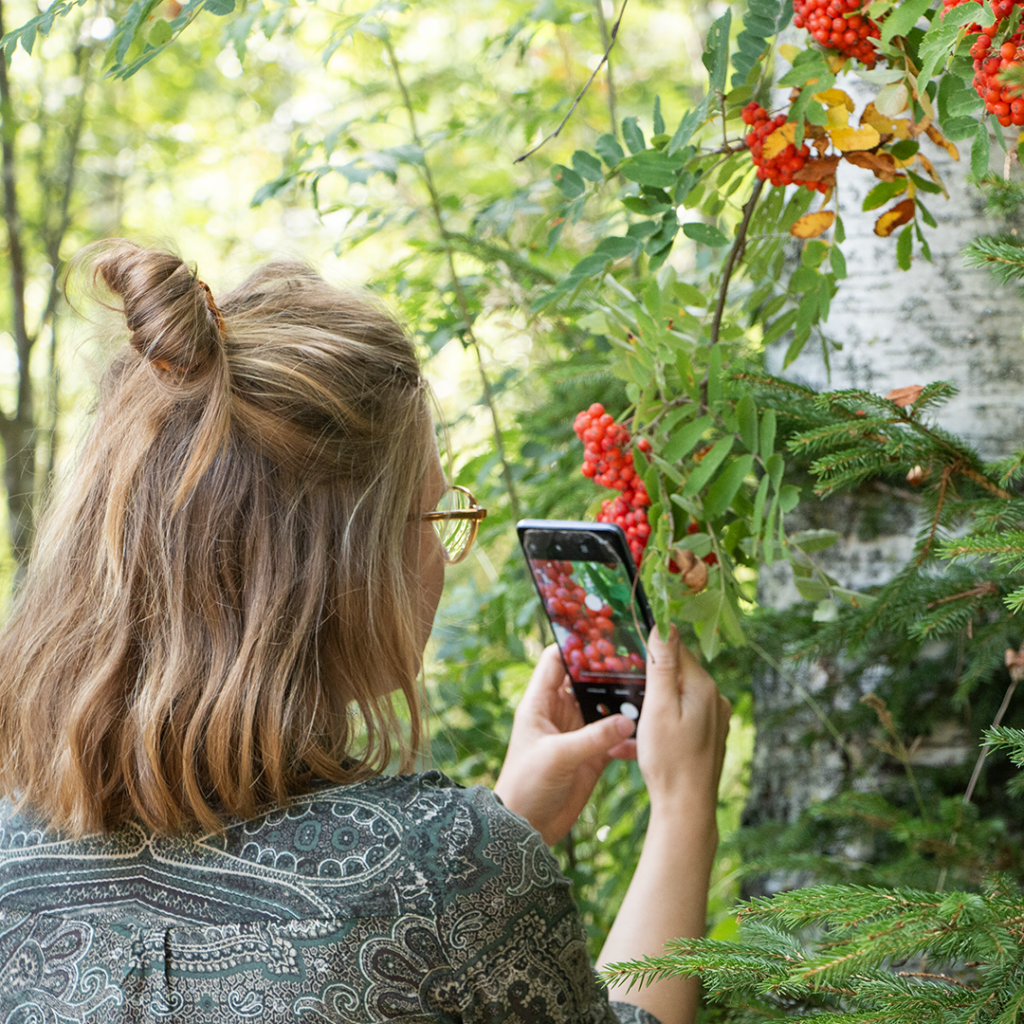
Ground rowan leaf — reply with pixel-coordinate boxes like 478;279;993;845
874;197;915;236
829;124;882;151
844;150;898;181
790;211;836;238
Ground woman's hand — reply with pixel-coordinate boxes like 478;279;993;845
494;645;636;846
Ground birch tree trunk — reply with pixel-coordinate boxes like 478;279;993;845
742;107;1024;891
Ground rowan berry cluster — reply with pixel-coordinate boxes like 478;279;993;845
740;103;827;194
531;559;645;676
573;403;651;565
968;28;1024;126
792;0;881;65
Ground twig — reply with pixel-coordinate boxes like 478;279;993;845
514;0;629;164
936;671;1020;893
384;36;522;520
897;971;974;990
747;638;861;767
592;0;617;137
926;582;999;609
916;463;953;566
710;177;764;348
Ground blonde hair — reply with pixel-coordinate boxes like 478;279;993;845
0;241;433;836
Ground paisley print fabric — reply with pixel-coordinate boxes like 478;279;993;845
0;771;661;1024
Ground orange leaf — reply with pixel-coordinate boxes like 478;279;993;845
886;384;924;407
860;103;912;139
829;124;882;151
790;210;836;239
874;198;915;237
926;124;960;161
793;156;840;186
843;150;898;182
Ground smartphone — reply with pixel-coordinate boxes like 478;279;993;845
517;519;655;729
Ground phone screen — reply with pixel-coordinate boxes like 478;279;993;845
526;553;647;724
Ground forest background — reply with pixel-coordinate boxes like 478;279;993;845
6;0;1024;1018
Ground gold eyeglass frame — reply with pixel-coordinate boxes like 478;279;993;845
421;484;488;564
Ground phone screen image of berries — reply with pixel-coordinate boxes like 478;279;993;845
529;557;646;683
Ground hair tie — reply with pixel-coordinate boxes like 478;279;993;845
197;279;226;339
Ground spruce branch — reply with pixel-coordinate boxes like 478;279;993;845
962;233;1024;285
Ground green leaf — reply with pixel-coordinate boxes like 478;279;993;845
972;121;991;177
789;528;840;552
594;133;625;167
595;235;640;259
737;395;758;453
674;281;707;307
751;473;770;544
760;408;777;463
552;165;585;198
863;178;908;211
830;244;847;279
943;115;980;141
663;415;714;464
620;150;682;188
653;94;665;135
683;436;735;497
880;0;931;44
148;18;173;45
766;452;785;490
762;309;798;345
703;454;755;520
572;150;604;182
889;139;919;160
702;10;732;94
896;222;913;270
669;95;710;155
622;116;646;154
682;222;730;247
708;345;723;407
780;484;801;512
203;0;236;14
943;1;992;26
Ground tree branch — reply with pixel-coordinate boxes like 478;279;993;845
710;177;764;348
514;0;629;164
592;0;617;138
384;35;522;520
0;0;32;426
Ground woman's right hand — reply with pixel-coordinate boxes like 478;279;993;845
596;624;731;1024
637;624;731;819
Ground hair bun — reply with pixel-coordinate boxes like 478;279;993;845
93;242;225;373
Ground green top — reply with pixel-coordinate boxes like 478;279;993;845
0;770;659;1023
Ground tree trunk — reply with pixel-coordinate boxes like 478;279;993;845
742;92;1024;892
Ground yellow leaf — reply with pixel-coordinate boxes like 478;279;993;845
826;103;851;128
861;103;912;138
779;43;801;62
827;54;848;73
791;211;836;239
829;124;882;151
814;88;855;112
761;122;797;160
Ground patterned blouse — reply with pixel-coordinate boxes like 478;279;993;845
0;771;660;1023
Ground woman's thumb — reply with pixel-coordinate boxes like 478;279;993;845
553;714;634;767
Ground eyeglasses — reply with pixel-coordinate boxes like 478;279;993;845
421;485;488;564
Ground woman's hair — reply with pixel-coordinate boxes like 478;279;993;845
0;241;434;837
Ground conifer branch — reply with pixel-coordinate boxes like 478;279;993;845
962;233;1024;285
917;464;954;565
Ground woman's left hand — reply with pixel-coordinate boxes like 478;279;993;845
494;645;636;845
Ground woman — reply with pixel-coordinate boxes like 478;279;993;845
0;242;729;1024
